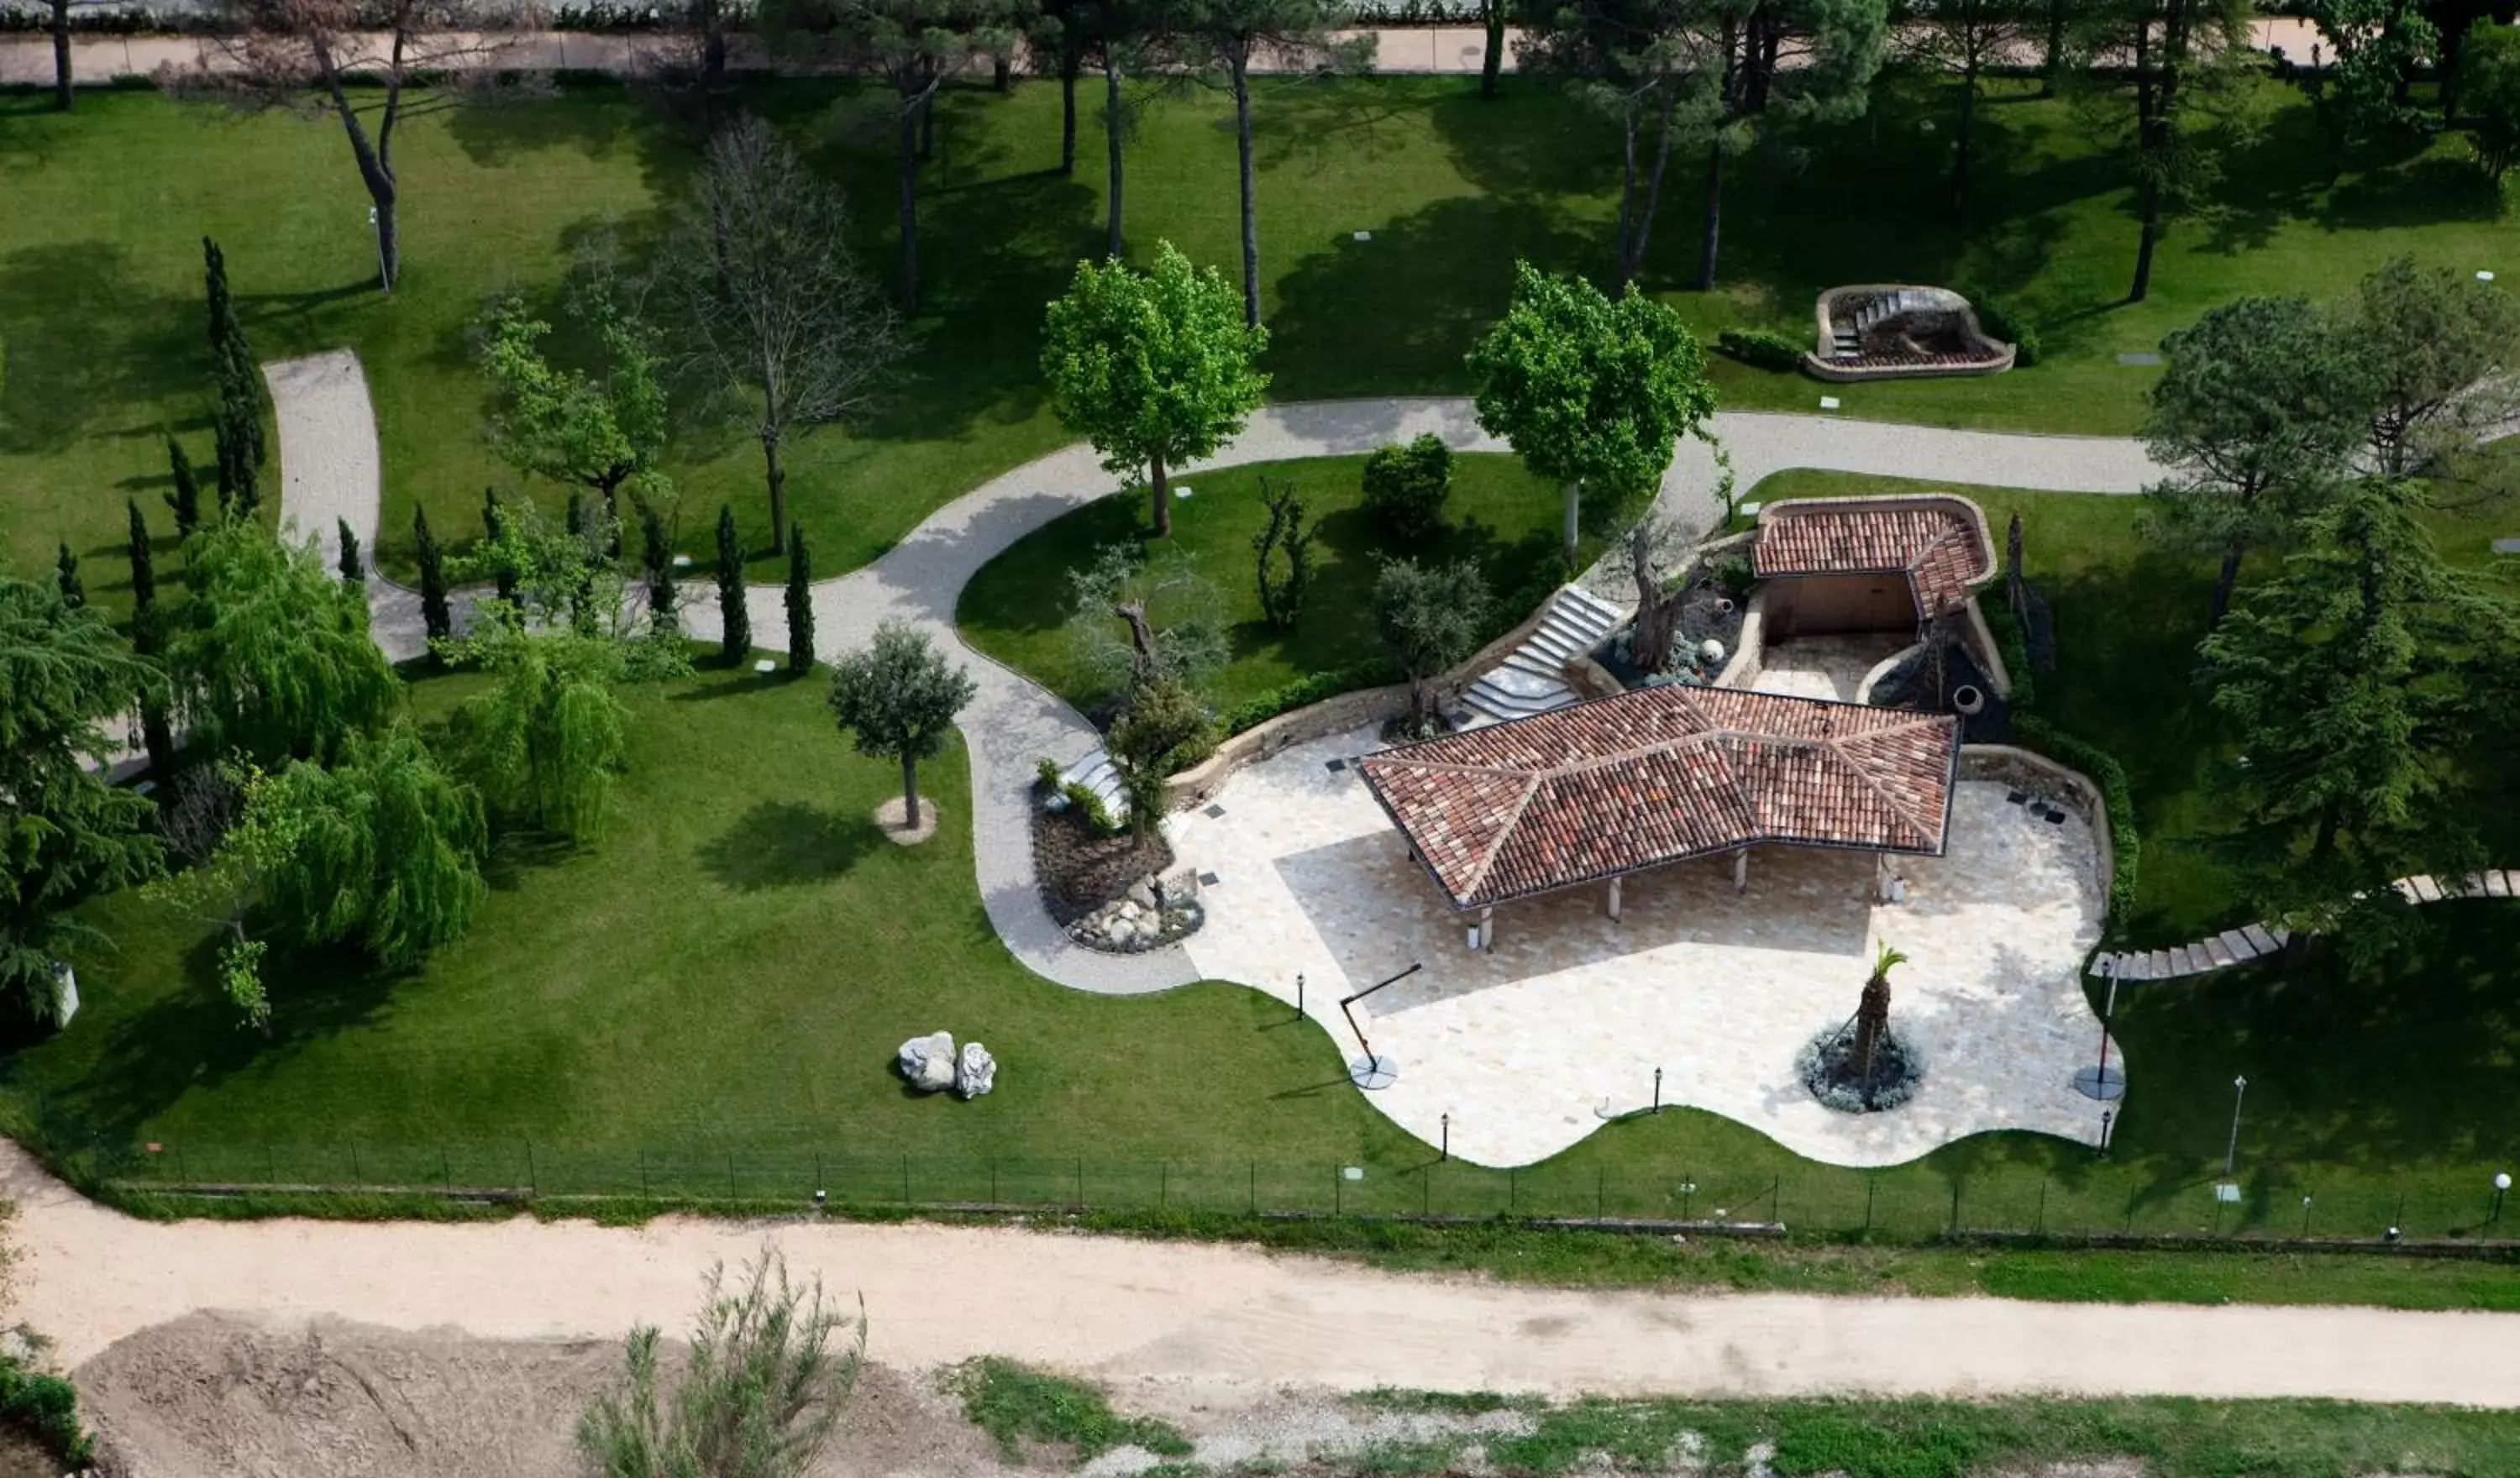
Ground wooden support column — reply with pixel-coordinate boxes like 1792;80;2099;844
1733;848;1750;894
1606;875;1623;922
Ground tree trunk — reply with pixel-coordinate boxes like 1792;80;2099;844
900;752;922;829
1853;971;1891;1102
1060;53;1079;174
2209;540;2243;626
2129;20;2159;305
140;695;176;787
2040;0;2065;98
1231;50;1261;327
1480;0;1504;98
920;88;937;160
1104;53;1126;259
1149;449;1171;537
994;56;1011;92
896;89;922;312
1695;139;1726;292
324;76;401;288
763;428;789;555
1561;480;1581;569
701;0;727;92
1630;529;1679;672
1950;50;1978;217
50;0;71;113
1614;107;1639;286
1628;82;1680;286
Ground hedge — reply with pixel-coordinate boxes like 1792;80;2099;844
1221;659;1399;735
2009;712;2140;921
0;1361;91;1469
1964;293;2043;368
1716;327;1809;374
1981;602;2036;710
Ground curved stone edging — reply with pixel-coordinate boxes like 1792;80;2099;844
2096;872;2520;981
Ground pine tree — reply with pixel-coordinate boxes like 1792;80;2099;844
54;542;83;609
413;506;454;650
784;522;814;674
337;518;365;590
126;500;179;784
164;433;202;537
714;503;750;664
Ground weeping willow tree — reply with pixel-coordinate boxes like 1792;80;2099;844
440;622;632;844
166;518;398;767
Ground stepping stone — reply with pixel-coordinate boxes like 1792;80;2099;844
2167;945;2198;977
2409;875;2444;903
2241;923;2281;954
2201;936;2237;969
2218;929;2262;962
2117;352;2162;366
2145;949;2174;979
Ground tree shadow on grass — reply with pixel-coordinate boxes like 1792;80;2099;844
698;799;880;890
0;242;200;457
669;666;796;702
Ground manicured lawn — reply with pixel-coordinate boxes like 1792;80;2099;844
9;71;2518;600
958;453;1570;717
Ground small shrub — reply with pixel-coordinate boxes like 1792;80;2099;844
1797;1025;1926;1114
1716;557;1756;600
1035;756;1063;793
1980;604;2036;710
1361;433;1453;545
2009;714;2139;920
1716;327;1809;373
947;1357;1191;1462
1966;294;2041;367
0;1360;92;1469
1060;781;1117;834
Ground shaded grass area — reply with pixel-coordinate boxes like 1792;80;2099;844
8;70;2519;605
957;453;1569;716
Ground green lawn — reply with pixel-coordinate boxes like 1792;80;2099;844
9;70;2519;602
958;453;1569;716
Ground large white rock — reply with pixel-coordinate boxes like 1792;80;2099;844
897;1031;956;1093
955;1041;997;1099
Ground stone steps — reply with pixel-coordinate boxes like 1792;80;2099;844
2091;873;2517;983
1461;585;1630;726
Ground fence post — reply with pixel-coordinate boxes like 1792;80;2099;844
175;1141;187;1184
1159;1161;1168;1208
1769;1175;1780;1223
900;1153;909;1206
1948;1178;1961;1235
2035;1175;2047;1234
1422;1163;1431;1215
639;1148;648;1199
1335;1163;1342;1216
989;1157;997;1205
814;1150;822;1197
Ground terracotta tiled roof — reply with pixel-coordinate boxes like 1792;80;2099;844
1358;687;1961;909
1753;497;1996;616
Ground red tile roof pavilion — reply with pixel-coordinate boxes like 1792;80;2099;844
1359;687;1962;910
1754;495;1997;618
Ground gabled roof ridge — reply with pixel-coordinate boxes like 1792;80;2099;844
1820;729;1940;843
1450;771;1541;900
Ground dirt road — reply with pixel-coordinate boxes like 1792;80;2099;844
8;1144;2517;1407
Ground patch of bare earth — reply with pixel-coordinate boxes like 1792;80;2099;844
1032;807;1172;925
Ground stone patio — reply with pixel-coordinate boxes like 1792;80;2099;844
1752;634;1911;703
1168;725;2111;1168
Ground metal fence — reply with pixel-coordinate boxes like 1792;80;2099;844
57;1132;2520;1246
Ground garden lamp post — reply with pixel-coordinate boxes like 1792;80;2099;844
2494;1172;2511;1228
2075;967;2125;1099
1653;1066;1663;1114
2097;1108;2113;1157
2223;1075;2248;1178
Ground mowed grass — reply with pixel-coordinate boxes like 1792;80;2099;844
957;453;1568;716
8;69;2520;599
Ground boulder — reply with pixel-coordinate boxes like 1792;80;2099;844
896;1030;957;1093
1126;875;1159;910
955;1041;997;1098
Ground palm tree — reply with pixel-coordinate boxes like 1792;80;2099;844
1852;941;1908;1105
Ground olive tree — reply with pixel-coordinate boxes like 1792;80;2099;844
827;621;977;829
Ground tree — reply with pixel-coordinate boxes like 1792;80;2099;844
1850;941;1905;1104
1064;541;1229;700
785;524;816;673
664;115;902;556
127;501;178;783
203;238;267;470
639;500;680;636
1;571;164;1019
1375;556;1493;729
1250;476;1315;629
213;401;260;517
480;285;671;518
1482;0;1510;96
52;543;82;610
1466;261;1716;566
2461;15;2520;181
171;0;524;291
1898;0;2036;214
1105;674;1212;833
827;621;976;829
2066;0;2253;302
1040;242;1271;537
164;432;203;537
2342;254;2520;496
1178;0;1368;325
2198;480;2513;967
454;492;632;642
579;1248;864;1478
1361;432;1453;545
2139;294;2371;624
413;506;454;650
714;505;752;663
167;520;398;768
1621;511;1687;672
482;488;520;607
2301;0;2439;182
336;517;364;590
440;623;633;842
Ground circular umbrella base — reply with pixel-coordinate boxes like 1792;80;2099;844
2073;1065;2127;1100
1348;1054;1399;1091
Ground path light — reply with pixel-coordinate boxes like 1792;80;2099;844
2223;1075;2248;1177
2495;1172;2512;1227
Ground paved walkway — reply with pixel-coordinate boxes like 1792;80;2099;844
8;1142;2517;1404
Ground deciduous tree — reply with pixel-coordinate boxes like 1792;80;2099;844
1041;242;1270;537
2301;0;2439;181
166;519;398;767
1466;261;1714;566
1250;475;1315;629
663;115;901;555
480;286;671;520
2460;14;2520;180
827;621;976;828
439;622;633;843
1898;0;2037;213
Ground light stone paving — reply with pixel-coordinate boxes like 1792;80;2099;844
1170;725;2110;1168
1751;634;1909;703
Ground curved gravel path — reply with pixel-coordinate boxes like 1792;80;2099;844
265;360;2171;994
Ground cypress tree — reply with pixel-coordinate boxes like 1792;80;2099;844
126;500;178;784
203;236;265;467
714;502;750;663
784;522;814;674
54;542;83;609
483;489;519;606
414;506;453;648
337;518;365;589
213;406;258;516
164;433;202;537
638;500;676;633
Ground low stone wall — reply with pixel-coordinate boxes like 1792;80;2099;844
1804;283;2016;382
1960;743;2113;900
1954;596;2013;700
1713;583;1770;689
1854;640;1925;705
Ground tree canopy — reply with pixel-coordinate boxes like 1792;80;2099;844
827;621;977;828
167;519;399;768
1466;260;1714;564
1375;555;1494;728
1040;240;1270;537
480;284;671;512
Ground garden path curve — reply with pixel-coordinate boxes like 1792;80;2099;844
265;354;2172;999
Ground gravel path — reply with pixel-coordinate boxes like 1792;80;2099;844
264;353;2173;998
8;1144;2517;1407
